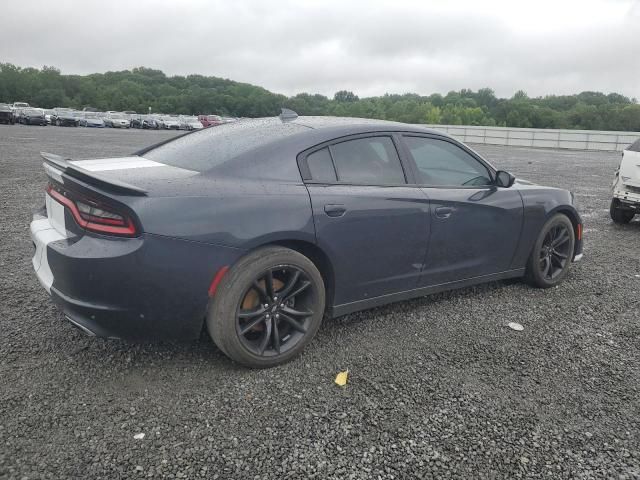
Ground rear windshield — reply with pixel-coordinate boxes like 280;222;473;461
628;139;640;152
142;118;308;172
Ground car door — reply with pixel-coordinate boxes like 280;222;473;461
399;134;524;286
300;133;431;306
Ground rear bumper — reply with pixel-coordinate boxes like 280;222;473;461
30;214;243;340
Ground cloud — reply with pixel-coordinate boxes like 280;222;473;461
1;0;638;99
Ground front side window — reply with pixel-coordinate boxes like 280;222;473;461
404;136;492;187
330;136;406;185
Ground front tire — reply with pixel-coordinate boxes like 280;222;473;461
525;214;575;288
610;199;635;224
207;247;325;368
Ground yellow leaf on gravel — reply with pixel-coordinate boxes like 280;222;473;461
335;370;349;386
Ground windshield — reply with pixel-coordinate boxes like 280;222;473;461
26;109;43;116
85;113;98;119
207;115;222;121
142;118;307;172
110;114;124;119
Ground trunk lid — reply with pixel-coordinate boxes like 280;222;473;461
41;152;199;196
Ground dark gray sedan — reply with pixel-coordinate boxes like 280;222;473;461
31;112;583;367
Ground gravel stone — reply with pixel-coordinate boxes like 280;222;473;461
0;125;639;479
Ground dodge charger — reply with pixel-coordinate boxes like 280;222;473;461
30;111;584;367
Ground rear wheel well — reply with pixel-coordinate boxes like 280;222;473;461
266;240;335;313
201;240;335;338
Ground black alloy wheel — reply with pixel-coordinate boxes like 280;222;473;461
236;266;315;357
538;224;571;281
207;246;325;368
525;213;575;288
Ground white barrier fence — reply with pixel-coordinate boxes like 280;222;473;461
417;124;640;151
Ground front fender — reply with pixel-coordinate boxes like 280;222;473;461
510;187;582;269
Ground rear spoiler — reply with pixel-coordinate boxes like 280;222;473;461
40;152;148;196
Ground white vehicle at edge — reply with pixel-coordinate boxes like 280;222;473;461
610;139;640;224
179;115;204;131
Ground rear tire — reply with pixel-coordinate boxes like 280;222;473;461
207;246;325;368
525;213;575;288
610;199;635;224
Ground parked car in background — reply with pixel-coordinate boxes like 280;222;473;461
198;114;223;127
147;118;161;129
222;116;238;124
179;116;204;131
78;112;105;128
131;116;160;129
0;103;15;124
43;109;55;124
104;113;131;128
31;113;583;367
611;139;640;224
51;109;79;127
158;115;180;130
19;108;47;126
12;101;30;111
130;116;144;129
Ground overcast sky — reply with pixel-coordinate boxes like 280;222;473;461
3;0;639;99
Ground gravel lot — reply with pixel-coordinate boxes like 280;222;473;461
1;125;639;479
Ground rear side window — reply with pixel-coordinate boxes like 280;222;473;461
330;136;405;184
306;148;337;182
404;136;492;186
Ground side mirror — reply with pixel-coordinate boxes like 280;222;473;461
495;170;516;188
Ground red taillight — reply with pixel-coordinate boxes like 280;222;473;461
46;184;137;237
577;223;582;241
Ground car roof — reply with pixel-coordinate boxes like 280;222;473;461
205;115;446;140
289;115;441;137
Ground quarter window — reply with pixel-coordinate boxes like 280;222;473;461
330;136;406;185
404;136;492;186
306;148;337;182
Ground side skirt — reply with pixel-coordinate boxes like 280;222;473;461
330;269;525;318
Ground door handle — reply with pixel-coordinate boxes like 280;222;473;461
324;204;347;217
435;206;454;219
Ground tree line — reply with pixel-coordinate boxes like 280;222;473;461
1;63;639;131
